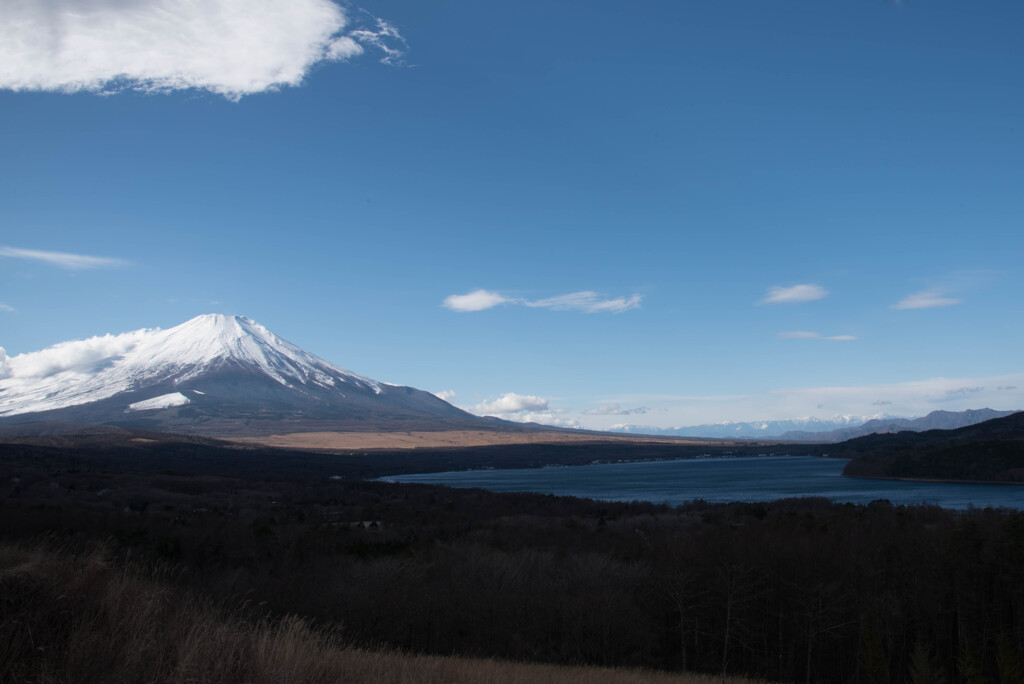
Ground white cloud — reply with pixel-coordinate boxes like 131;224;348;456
443;290;642;314
0;301;14;312
473;393;550;415
759;284;828;305
524;292;643;314
512;413;582;428
464;393;584;428
778;331;857;341
0;0;406;100
891;288;961;310
0;246;127;270
433;389;456;401
442;290;510;312
1;330;148;380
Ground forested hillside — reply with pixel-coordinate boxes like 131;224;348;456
839;411;1024;482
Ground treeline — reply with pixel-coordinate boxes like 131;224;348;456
0;428;816;480
843;439;1024;483
3;447;1024;683
839;411;1024;483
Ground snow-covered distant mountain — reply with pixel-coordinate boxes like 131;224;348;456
778;408;1019;442
611;409;1019;442
610;415;873;439
0;314;489;436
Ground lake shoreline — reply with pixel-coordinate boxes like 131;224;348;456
843;472;1024;487
390;454;1024;511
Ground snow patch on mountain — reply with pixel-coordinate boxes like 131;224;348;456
127;392;191;412
0;314;384;417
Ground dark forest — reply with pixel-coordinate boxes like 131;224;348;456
3;441;1024;683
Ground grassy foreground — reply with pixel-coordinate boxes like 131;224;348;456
0;541;763;684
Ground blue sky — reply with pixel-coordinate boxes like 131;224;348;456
1;0;1022;429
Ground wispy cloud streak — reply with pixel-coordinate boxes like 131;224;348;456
778;331;856;341
443;289;642;314
0;246;128;270
759;284;828;305
891;288;961;310
523;292;643;314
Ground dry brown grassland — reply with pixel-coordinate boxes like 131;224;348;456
0;541;765;684
234;429;717;451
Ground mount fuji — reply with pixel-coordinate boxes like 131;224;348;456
0;314;494;437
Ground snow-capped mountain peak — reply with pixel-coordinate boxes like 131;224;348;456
0;314;383;418
138;314;383;392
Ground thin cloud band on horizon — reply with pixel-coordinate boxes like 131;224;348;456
577;373;1024;428
0;246;129;270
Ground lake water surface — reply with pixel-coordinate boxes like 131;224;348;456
387;456;1024;511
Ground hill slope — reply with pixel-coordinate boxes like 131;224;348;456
838;411;1024;482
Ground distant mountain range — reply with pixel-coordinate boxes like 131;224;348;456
780;408;1019;441
612;409;1019;442
0;314;512;437
610;416;870;439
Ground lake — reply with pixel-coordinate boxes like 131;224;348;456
386;455;1024;511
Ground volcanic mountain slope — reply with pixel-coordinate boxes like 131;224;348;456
0;314;507;437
